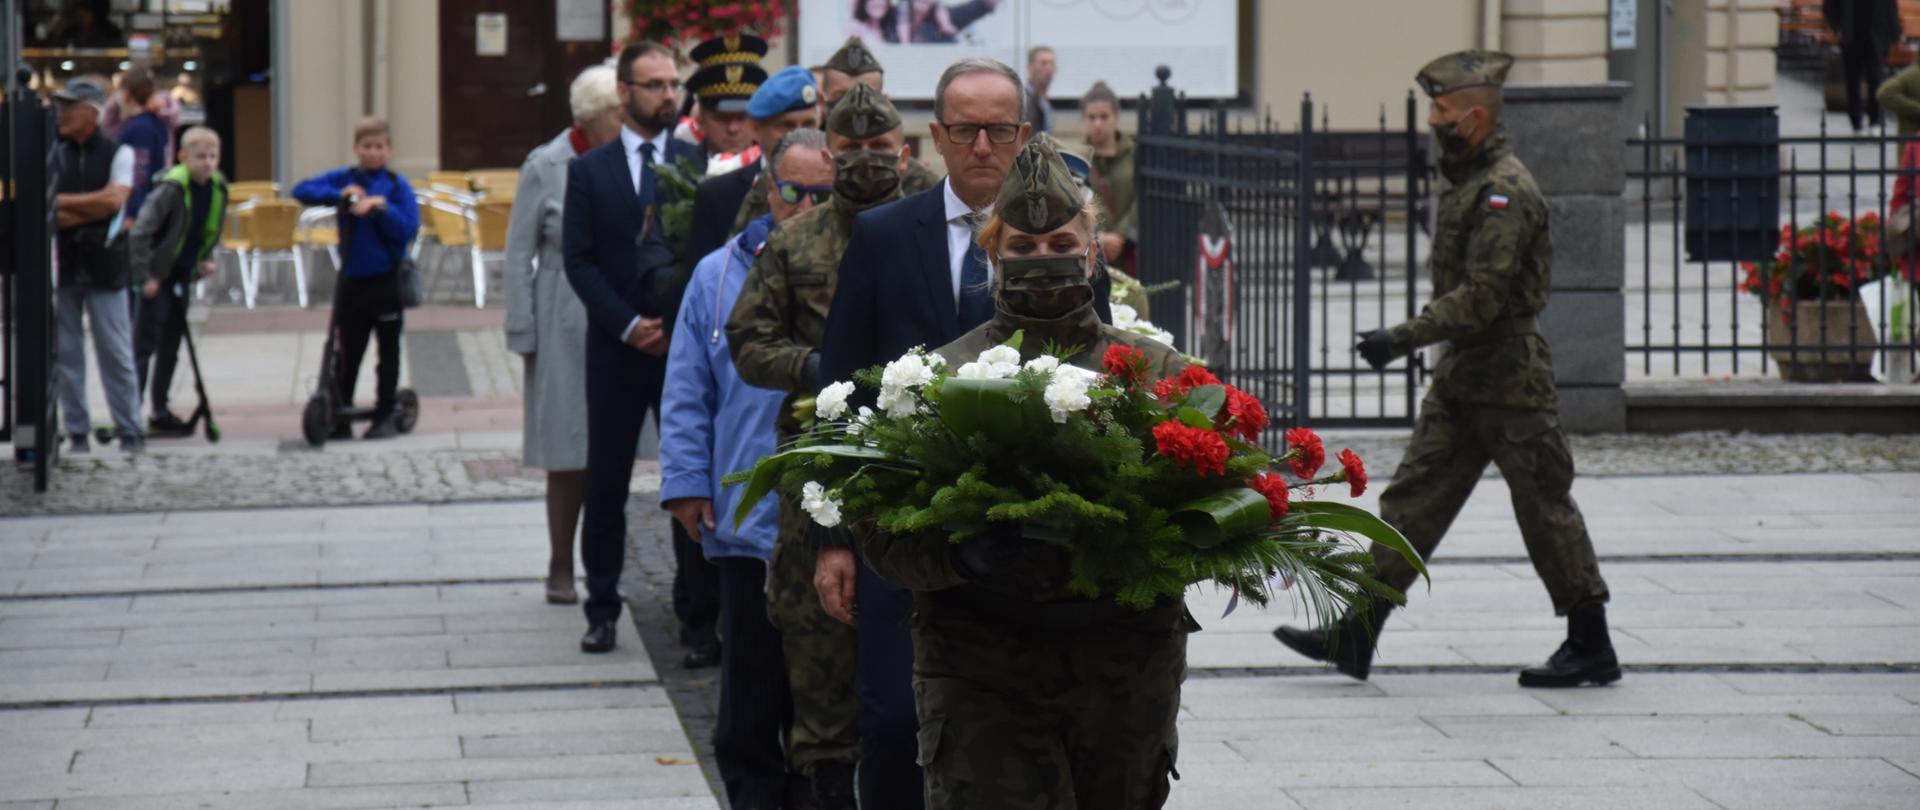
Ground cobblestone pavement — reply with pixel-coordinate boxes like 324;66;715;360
7;429;1918;516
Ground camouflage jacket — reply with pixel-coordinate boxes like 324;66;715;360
726;189;904;432
855;307;1187;598
1386;131;1557;410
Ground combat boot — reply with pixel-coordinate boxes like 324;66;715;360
1271;597;1394;681
809;761;856;810
1518;601;1622;688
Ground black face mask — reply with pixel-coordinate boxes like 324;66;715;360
997;251;1094;320
832;149;902;204
1431;112;1479;157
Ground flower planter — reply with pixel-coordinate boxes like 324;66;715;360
1765;299;1879;382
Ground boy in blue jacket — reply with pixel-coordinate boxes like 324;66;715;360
292;117;420;439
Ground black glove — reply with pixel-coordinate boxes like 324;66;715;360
1356;330;1396;371
808;522;853;552
950;525;1073;592
802;352;825;393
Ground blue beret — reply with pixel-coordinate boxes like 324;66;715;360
748;66;819;120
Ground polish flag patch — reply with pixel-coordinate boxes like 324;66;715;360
1487;194;1510;210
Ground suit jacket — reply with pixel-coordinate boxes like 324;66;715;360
820;184;1113;388
684;161;762;276
562;135;702;347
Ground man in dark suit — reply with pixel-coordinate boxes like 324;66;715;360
814;55;1107;808
563;40;704;653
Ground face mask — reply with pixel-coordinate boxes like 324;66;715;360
1432;112;1477;156
832;149;902;204
997;251;1093;319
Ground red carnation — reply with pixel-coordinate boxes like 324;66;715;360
1153;364;1223;401
1152;421;1230;477
1250;472;1291;520
1103;344;1147;385
1336;448;1367;497
1221;386;1268;442
1284;427;1324;480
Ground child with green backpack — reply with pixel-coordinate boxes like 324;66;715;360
129;125;226;435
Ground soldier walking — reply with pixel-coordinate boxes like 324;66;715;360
1272;50;1620;689
726;83;919;809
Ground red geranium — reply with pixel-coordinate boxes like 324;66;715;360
1250;472;1291;519
1284;427;1324;480
1152;421;1230;477
1336;448;1367;497
1103;344;1148;386
1221;387;1268;442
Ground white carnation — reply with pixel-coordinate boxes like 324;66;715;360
847;406;876;436
815;381;856;420
1111;303;1139;329
955;361;995;379
877;385;920;419
1043;366;1098;423
978;344;1021;367
1023;355;1061;374
924;352;946;370
881;353;936;391
801;481;844;527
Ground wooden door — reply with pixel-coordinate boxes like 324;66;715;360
438;0;610;171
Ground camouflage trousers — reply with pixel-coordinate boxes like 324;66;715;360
910;595;1186;810
1371;395;1610;615
768;500;860;773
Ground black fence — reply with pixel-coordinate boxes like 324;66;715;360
4;67;58;491
1135;74;1429;432
1628;108;1920;382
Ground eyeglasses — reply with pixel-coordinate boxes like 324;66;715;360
939;121;1021;145
775;182;833;206
621;78;682;94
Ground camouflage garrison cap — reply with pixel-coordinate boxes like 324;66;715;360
825;83;901;140
824;36;883;76
1415;49;1514;99
994;136;1084;234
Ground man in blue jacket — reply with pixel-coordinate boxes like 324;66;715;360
659;128;833;810
292;117;420;439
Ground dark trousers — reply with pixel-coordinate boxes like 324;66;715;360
856;562;924;809
673;520;721;647
1843;43;1887;130
336;274;403;416
581;333;664;625
134;279;190;413
713;556;793;808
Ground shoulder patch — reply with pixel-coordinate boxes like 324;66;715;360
1487;194;1509;210
753;242;768;258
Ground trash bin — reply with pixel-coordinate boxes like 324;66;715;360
1684;105;1779;263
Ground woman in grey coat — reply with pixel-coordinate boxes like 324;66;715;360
504;63;624;604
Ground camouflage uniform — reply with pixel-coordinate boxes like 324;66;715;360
855;138;1193;810
1373;112;1609;616
730;154;937;237
726;183;908;778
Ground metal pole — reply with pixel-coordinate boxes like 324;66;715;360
1293;94;1315;426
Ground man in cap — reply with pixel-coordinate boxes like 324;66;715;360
1271;50;1619;689
51;77;146;454
724;82;918;810
686;65;823;287
819;36;885;105
685;33;771;164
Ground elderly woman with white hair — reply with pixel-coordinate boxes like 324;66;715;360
504;62;624;604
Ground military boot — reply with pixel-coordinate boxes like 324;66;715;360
1518;602;1622;688
1271;597;1394;681
809;760;856;810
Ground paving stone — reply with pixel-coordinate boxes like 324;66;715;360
1694;786;1920;810
311;661;652;693
1286;785;1720;809
72;737;463;772
452;686;672;714
465;773;715;805
1491;757;1920;787
48;783;468;810
0;673;313;705
0;708;90;730
1175;759;1514;788
309;706;681;742
307;753;650;787
1716;672;1920;696
85;702;283;727
1179;693;1556;720
0;761;305;801
1164;787;1308;810
271;695;455;721
458;729;696;759
1791;712;1920;736
118;617;445;645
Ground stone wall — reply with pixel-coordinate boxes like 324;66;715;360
1500;83;1631;433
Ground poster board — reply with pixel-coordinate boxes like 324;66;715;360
796;0;1240;101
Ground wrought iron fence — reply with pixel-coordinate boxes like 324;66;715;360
1135;77;1429;432
1627;109;1920;383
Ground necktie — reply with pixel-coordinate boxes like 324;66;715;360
956;212;993;328
638;141;657;199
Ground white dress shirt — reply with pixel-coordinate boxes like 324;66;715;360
618;125;671;343
943;179;987;302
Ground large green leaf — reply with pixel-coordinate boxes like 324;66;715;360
1287;501;1428;583
1170;487;1272;549
727;444;907;530
940;378;1048;444
1185;384;1227;418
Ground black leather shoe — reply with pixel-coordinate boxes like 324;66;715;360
148;411;190;436
1519;602;1622;688
810;761;857;810
362;413;399;440
580;621;617;653
682;640;720;669
1272;599;1393;682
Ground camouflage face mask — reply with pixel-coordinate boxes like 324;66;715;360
997;250;1093;319
831;148;902;204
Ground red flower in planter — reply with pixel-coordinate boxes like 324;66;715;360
1103;344;1147;386
1250;472;1291;519
1336;448;1367;497
1221;386;1268;442
1153;421;1230;477
1283;427;1324;480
